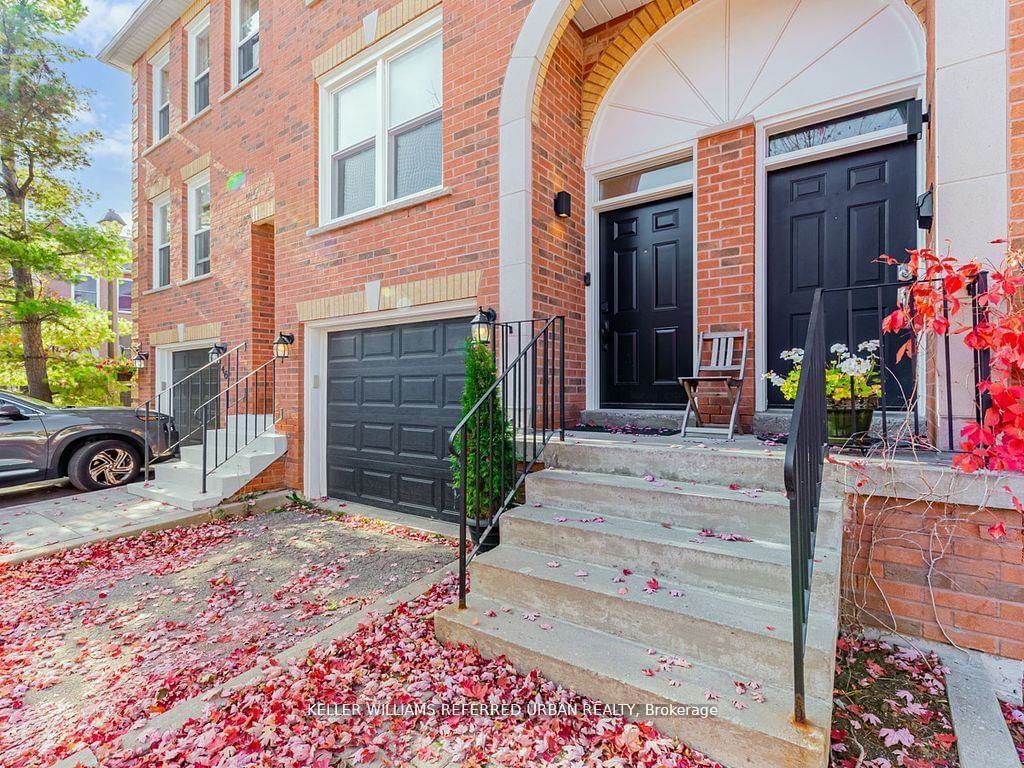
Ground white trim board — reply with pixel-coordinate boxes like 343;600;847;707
302;298;478;500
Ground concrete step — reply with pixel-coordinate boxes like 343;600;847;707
544;438;789;492
153;450;278;497
526;468;843;546
578;408;685;431
499;504;840;605
177;431;284;466
470;545;838;699
127;482;226;511
434;593;830;768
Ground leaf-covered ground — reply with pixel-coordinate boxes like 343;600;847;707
831;635;958;768
1002;700;1024;766
0;507;453;767
102;574;720;768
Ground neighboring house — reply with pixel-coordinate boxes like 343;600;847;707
98;2;1023;764
50;271;134;358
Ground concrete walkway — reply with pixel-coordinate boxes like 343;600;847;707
0;487;257;566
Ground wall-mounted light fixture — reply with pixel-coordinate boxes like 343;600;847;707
208;343;228;364
132;349;150;370
273;332;296;360
554;191;572;219
470;307;497;346
916;186;933;231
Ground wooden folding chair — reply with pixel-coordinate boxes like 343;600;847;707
678;329;748;440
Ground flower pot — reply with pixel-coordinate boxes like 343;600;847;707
116;371;134;382
468;518;500;553
827;405;875;445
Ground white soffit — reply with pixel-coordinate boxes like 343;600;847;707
588;0;925;168
98;0;194;71
575;0;649;31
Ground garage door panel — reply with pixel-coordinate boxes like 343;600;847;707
326;316;469;520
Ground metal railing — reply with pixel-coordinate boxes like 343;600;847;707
784;274;991;723
194;356;281;494
783;290;828;725
138;341;246;480
452;317;566;610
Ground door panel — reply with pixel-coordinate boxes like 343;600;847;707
767;142;917;408
0;400;47;487
600;195;694;408
326;317;468;521
171;348;220;445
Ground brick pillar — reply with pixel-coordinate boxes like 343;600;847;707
1011;0;1024;249
696;124;756;431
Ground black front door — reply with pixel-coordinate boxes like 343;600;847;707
767;142;918;408
600;195;694;408
171;348;220;445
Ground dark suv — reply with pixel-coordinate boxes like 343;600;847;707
0;391;173;492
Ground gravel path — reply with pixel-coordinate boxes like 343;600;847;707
0;507;454;767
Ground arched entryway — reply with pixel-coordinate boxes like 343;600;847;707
500;0;927;416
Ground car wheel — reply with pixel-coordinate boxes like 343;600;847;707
67;440;141;491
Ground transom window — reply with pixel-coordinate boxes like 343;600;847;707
233;0;260;84
599;158;694;201
152;195;171;288
187;172;211;278
188;10;211;117
319;13;442;224
151;48;170;143
768;102;911;157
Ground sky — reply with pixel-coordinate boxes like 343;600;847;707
64;0;138;230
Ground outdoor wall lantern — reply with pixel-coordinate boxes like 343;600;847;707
554;191;572;219
273;332;296;360
132;349;149;370
208;343;228;364
470;307;497;346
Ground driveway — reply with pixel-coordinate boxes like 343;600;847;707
0;505;455;767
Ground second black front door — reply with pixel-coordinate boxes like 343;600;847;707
600;195;694;409
171;348;220;445
766;142;918;408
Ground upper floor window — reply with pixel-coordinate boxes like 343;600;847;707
187;172;211;279
73;276;100;307
152;194;171;288
151;47;170;143
319;12;442;225
233;0;259;84
188;10;211;117
117;279;133;312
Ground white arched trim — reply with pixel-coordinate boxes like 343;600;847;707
497;0;575;324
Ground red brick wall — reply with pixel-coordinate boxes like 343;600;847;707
843;495;1024;660
695;125;756;430
532;22;586;423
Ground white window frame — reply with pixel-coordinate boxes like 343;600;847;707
317;8;443;227
72;276;101;307
187;9;211;119
152;193;171;288
150;46;171;145
117;277;133;314
231;0;260;86
186;171;212;279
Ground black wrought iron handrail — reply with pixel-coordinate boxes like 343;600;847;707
451;316;566;610
138;341;247;480
193;356;280;495
784;289;828;725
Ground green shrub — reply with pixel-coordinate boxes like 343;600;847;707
450;339;516;520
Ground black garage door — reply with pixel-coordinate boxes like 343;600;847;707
326;317;469;520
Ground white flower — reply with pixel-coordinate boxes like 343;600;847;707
763;372;786;387
830;343;849;356
780;348;804;364
858;339;880;353
839;356;872;378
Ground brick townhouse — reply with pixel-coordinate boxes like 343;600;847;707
99;0;1024;720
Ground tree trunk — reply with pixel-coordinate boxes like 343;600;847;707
12;265;53;402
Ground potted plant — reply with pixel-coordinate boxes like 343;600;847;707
451;339;516;552
765;341;882;445
97;357;137;382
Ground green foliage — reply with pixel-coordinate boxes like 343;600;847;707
0;0;130;400
0;302;130;405
451;340;516;520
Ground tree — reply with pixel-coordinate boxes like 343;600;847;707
0;0;128;401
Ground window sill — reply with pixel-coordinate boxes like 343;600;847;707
220;69;263;104
143;285;173;296
179;106;212;132
308;186;452;236
142;135;172;157
177;272;214;287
